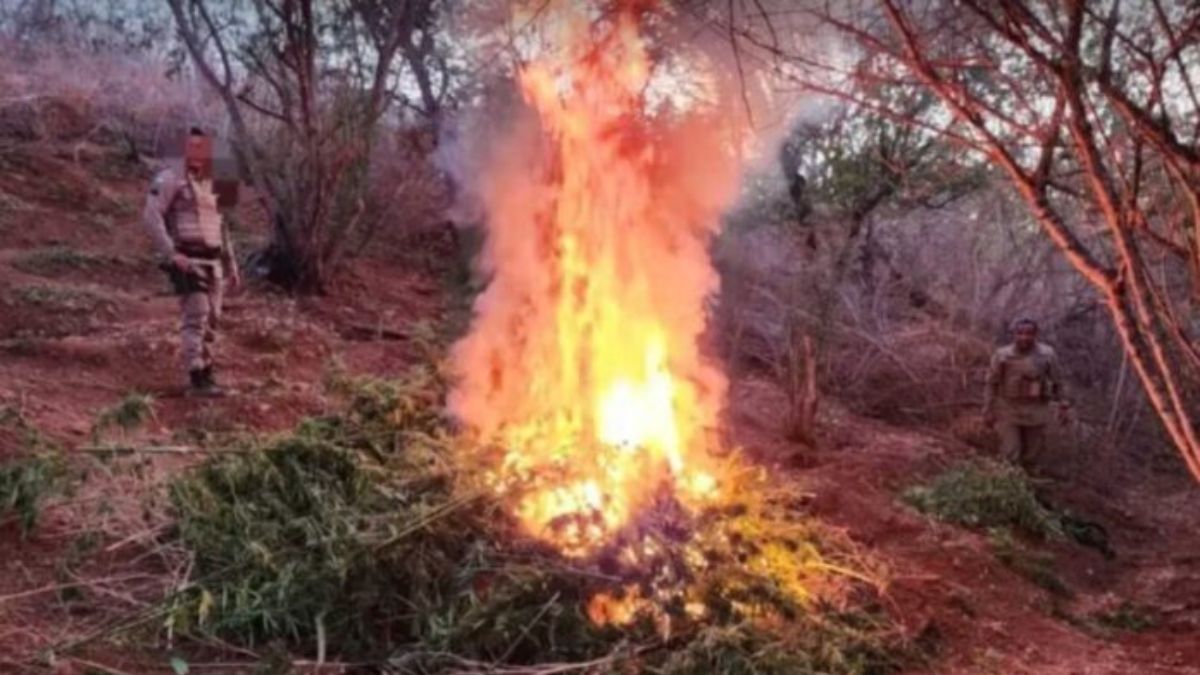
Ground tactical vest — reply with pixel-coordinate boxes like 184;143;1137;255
161;170;223;253
997;345;1055;402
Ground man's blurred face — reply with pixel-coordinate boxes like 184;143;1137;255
1014;323;1038;352
184;133;212;176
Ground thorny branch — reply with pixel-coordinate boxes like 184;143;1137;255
712;0;1200;481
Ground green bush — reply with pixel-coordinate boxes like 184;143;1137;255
903;460;1063;539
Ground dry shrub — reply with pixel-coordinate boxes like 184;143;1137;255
717;184;1146;450
364;127;453;246
234;114;454;288
337;125;456;274
0;37;220;152
0;92;92;141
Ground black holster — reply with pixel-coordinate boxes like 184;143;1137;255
161;262;211;295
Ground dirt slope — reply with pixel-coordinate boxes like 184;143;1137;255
1;137;1198;673
733;374;1200;673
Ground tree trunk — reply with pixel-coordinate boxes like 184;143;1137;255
251;214;326;294
785;333;820;446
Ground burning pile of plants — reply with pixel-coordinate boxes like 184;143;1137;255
165;367;909;673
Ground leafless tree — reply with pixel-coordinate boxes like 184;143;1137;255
167;0;445;292
707;0;1200;481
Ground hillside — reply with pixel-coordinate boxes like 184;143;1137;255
1;136;1198;673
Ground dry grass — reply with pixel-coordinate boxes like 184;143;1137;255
1091;602;1156;633
0;406;65;536
987;527;1070;598
0;454;63;536
11;246;127;277
9;283;111;314
93;392;157;439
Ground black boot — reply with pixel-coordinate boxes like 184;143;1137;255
188;366;224;397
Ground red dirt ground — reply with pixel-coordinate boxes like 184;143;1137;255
1;138;1198;674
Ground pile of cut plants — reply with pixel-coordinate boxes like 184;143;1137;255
151;367;915;674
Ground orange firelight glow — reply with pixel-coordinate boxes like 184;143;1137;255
450;0;742;556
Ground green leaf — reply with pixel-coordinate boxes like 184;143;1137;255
198;588;215;624
170;656;190;675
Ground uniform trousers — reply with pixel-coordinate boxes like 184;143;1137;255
180;260;224;373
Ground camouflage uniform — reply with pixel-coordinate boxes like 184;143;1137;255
983;342;1067;465
142;163;237;382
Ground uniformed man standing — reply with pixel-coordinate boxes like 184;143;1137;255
983;319;1071;469
142;127;241;396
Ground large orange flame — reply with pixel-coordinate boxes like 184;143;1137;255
450;1;741;556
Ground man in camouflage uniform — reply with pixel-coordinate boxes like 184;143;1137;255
142;127;241;396
983;319;1071;468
